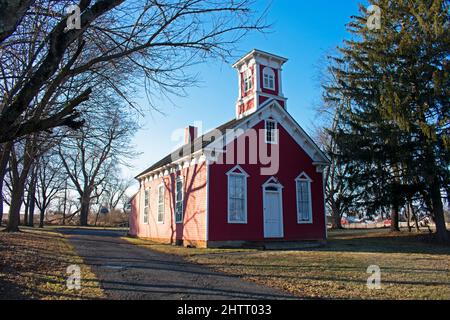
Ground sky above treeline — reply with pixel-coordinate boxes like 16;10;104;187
125;0;368;190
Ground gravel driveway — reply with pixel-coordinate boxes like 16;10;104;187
60;229;294;300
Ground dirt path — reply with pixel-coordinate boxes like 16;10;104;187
60;229;294;300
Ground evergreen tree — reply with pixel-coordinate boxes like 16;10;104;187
324;0;449;241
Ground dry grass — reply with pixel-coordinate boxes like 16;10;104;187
124;236;256;257
0;228;104;300
125;229;450;300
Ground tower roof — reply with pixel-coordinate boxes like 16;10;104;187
232;49;288;69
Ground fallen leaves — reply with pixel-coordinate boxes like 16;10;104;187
0;228;104;300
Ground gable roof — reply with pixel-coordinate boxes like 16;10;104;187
135;115;251;179
136;100;330;180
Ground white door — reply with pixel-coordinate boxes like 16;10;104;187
264;190;283;238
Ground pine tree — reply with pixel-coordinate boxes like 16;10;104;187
324;0;449;241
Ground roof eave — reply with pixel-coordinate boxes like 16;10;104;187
232;49;288;68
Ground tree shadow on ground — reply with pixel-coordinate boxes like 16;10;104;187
0;277;29;300
314;231;450;255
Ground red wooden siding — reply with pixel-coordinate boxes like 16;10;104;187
237;98;255;117
207;120;326;242
129;163;208;243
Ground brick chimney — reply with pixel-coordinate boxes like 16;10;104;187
184;126;198;144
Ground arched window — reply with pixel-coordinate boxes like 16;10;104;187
265;119;278;144
263;67;275;90
157;183;165;223
175;176;184;223
143;188;150;224
243;68;253;93
296;173;313;224
226;165;249;224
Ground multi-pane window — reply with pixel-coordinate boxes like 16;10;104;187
228;173;247;223
265;120;277;144
143;188;150;224
296;177;312;223
263;67;275;90
243;68;253;93
157;184;165;223
175;177;183;223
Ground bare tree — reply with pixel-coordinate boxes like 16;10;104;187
59;106;137;226
0;0;267;143
1;0;267;231
34;151;66;228
315;55;361;229
316;125;357;229
0;142;12;226
23;164;37;226
5;135;41;231
102;172;133;211
3;130;61;231
0;0;34;43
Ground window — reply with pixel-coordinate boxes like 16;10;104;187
157;184;165;223
243;68;253;93
143;188;150;224
265;120;277;144
175;177;183;223
296;174;313;224
227;166;249;224
263;67;275;90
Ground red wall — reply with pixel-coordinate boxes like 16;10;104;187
130;163;208;242
237;98;255;116
208;121;326;242
259;95;285;108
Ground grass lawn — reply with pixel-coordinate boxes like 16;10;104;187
125;229;450;300
0;228;104;300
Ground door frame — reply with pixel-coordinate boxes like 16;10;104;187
262;177;284;239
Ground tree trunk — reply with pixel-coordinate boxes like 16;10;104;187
390;204;400;232
410;205;420;232
94;208;100;227
6;146;36;231
406;204;411;232
0;183;3;226
39;208;45;228
331;202;343;229
28;175;36;227
23;194;29;226
0;142;12;227
430;177;448;243
79;194;90;226
62;181;67;225
5;185;23;232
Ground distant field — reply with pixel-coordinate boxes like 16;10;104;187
127;229;450;300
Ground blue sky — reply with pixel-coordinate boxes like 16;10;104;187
125;0;367;187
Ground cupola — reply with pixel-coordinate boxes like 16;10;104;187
233;49;288;119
